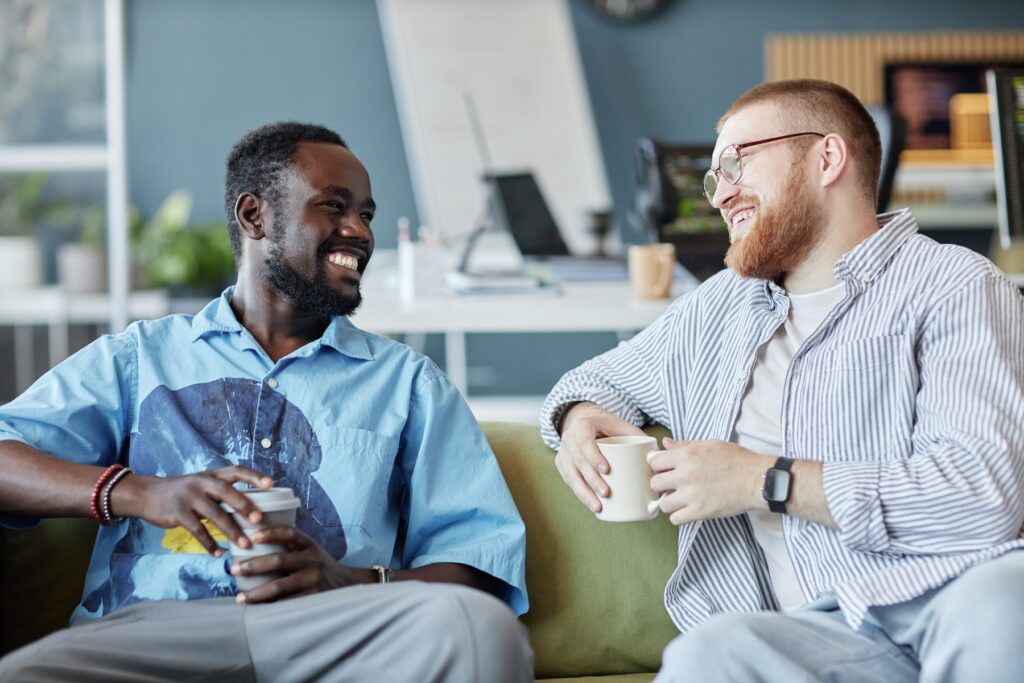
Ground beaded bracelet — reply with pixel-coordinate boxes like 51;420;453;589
99;466;133;525
89;464;125;525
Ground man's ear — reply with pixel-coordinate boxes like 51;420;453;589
818;133;849;189
234;193;266;240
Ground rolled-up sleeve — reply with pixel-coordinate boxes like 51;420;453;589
0;333;136;528
539;298;684;450
398;362;528;615
824;275;1024;554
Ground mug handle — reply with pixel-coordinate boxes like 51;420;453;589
647;494;666;515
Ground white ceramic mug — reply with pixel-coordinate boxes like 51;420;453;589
221;487;301;591
595;435;662;522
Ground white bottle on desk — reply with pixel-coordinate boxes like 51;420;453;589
397;217;416;303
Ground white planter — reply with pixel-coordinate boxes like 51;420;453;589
57;243;107;293
0;236;43;289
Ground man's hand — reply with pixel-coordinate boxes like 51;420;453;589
555;402;647;513
112;466;273;556
649;438;774;525
230;526;369;603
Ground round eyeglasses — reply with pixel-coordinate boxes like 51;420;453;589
703;132;825;206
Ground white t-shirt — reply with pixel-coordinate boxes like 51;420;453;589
732;281;846;611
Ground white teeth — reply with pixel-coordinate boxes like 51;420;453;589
327;253;359;270
733;209;754;225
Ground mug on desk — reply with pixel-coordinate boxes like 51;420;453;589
628;244;676;299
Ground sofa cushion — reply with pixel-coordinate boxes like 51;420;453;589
483;421;679;680
1;517;96;655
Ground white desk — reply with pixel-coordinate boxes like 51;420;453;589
354;258;696;398
0;268;694;420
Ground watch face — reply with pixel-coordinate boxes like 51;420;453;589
586;0;672;23
763;468;792;502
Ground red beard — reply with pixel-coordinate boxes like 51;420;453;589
724;163;823;281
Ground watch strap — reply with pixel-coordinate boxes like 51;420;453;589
371;564;394;584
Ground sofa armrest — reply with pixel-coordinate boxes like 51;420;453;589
1;517;97;656
482;422;679;680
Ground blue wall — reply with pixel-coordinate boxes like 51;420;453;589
126;0;1024;247
566;0;1024;240
126;0;418;246
124;0;1023;396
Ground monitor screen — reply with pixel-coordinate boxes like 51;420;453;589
886;61;1024;150
988;69;1024;247
488;173;570;257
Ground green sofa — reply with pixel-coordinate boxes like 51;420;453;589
0;422;680;681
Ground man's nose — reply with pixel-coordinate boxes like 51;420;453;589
338;213;372;242
712;176;739;210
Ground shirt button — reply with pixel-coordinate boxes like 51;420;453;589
260;437;272;449
860;272;875;282
267;378;278;389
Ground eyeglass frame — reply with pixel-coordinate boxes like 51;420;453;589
703;132;825;206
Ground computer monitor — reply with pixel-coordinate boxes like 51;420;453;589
987;69;1024;249
487;173;571;257
629;139;729;281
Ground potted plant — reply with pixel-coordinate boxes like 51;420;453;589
56;204;107;293
133;190;236;296
0;173;55;289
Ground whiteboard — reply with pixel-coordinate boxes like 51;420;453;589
377;0;612;255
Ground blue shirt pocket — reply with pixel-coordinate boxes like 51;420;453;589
304;426;400;565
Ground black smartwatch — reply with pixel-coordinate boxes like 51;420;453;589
762;457;794;514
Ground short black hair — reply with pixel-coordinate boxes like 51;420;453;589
224;121;347;259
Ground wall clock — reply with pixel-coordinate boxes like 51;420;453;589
585;0;672;23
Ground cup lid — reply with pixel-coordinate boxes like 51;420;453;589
221;487;300;513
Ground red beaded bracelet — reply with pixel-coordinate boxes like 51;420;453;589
90;464;125;525
99;466;133;525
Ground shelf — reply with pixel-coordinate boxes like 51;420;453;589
0;145;108;173
900;148;995;167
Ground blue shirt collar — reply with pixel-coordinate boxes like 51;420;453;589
189;287;374;361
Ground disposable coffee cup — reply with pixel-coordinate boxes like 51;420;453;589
628;243;675;300
220;487;300;591
595;436;661;522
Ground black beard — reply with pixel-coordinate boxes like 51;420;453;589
265;240;363;317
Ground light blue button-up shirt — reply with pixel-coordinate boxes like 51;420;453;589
0;288;527;621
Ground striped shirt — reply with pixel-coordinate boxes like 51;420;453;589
540;209;1024;632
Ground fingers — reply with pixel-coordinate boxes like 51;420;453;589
178;510;223;556
236;565;319;604
555;453;603;513
192;495;252;550
250;526;312;550
211;467;274;524
212;465;274;489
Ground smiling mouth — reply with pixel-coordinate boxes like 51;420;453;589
731;208;755;229
325;252;360;271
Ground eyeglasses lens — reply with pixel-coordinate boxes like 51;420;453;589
720;149;741;184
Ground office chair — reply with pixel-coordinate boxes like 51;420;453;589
867;106;907;213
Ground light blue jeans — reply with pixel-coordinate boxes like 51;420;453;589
657;550;1024;682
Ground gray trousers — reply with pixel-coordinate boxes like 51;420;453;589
0;581;533;683
657;550;1024;682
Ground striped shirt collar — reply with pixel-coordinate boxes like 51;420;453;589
833;208;918;284
757;208;919;307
